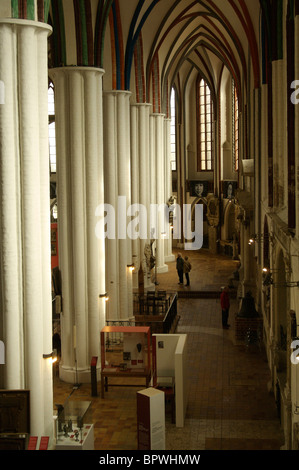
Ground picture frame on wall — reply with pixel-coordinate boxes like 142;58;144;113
223;181;237;199
190;181;208;198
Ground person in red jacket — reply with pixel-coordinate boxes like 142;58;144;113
220;286;230;329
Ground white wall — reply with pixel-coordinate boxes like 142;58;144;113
153;333;188;427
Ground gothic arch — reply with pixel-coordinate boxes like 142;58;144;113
191;198;208;247
223;200;236;241
274;248;288;360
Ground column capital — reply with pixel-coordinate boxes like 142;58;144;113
103;89;132;97
49;66;105;80
0;17;52;35
131;102;152;108
150;112;166;118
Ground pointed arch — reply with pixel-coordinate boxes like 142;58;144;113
151;53;161;113
73;0;94;66
11;0;35;20
94;0;114;68
108;0;125;90
133;33;146;103
125;0;160;90
48;0;67;68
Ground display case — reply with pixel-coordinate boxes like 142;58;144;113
55;401;94;450
100;326;151;398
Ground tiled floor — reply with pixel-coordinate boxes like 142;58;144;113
53;248;285;450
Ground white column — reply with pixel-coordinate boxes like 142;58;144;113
103;91;133;320
260;84;269;205
131;103;153;288
130;104;139;290
118;92;132;319
85;72;106;351
272;60;286;209
0;22;24;390
37;21;55;439
150;113;168;274
164;117;175;263
0;19;53;440
50;70;73;374
70;70;88;374
103;91;118;319
254;87;261;263
49;67;105;383
242;220;256;295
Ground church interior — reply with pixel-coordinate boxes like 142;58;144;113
0;0;299;451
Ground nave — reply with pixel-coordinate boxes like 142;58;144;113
53;250;284;451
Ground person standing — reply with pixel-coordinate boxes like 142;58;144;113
183;256;191;286
176;253;184;285
220;286;230;328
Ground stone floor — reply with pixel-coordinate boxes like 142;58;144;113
53;248;285;451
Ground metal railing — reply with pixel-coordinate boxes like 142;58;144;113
106;291;178;335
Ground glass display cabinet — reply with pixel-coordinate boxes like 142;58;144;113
100;326;152;398
55;401;94;450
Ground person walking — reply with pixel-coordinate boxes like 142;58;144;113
183;256;191;286
220;286;230;328
176;253;184;285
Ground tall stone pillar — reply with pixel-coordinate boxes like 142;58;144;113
131;103;153;288
241;219;256;296
49;67;106;383
103;91;133;320
164;117;175;263
272;60;285;208
150;114;168;275
0;19;54;440
130;104;139;290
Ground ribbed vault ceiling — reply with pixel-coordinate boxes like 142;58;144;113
45;0;261;109
120;0;260;95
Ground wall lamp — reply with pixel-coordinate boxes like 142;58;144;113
248;233;273;245
262;267;294;287
262;272;273;287
263;272;299;288
262;267;292;275
43;350;58;363
99;293;109;301
127;264;135;272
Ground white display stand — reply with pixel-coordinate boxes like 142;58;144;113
55;423;94;450
137;388;165;450
153;334;188;427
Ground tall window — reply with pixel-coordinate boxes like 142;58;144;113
232;80;239;172
170;87;176;171
198;78;213;171
48;83;56;174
